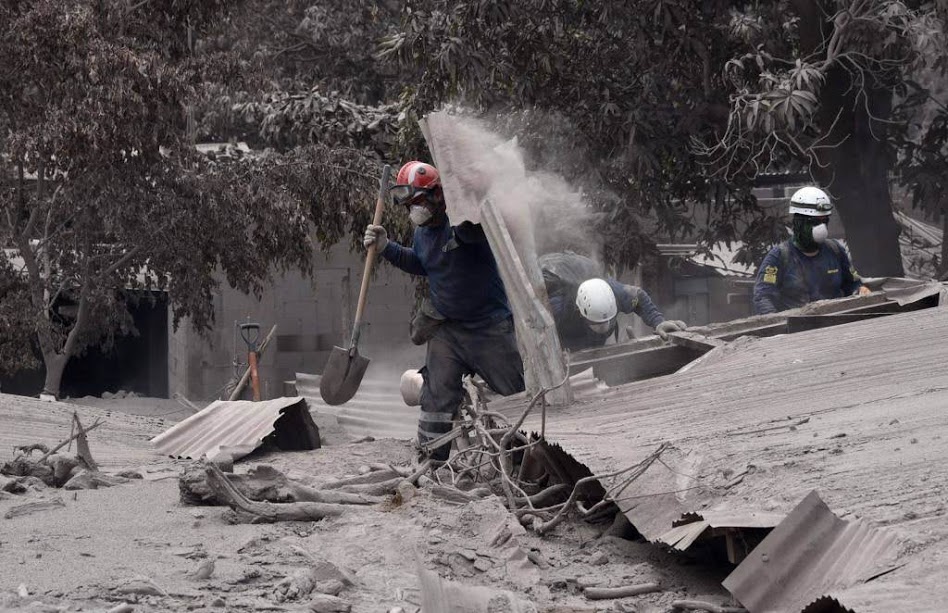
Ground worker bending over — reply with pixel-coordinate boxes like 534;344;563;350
540;251;686;352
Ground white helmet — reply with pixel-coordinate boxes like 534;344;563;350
789;186;833;216
575;279;617;323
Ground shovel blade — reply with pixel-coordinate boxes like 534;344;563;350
319;345;370;405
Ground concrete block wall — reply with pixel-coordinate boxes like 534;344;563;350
169;243;425;402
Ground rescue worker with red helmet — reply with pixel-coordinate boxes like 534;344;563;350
540;251;686;351
753;186;870;314
363;161;525;462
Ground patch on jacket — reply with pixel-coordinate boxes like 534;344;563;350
826;268;839;274
763;265;778;284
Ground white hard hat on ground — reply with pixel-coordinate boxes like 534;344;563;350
789;186;833;216
575;278;618;323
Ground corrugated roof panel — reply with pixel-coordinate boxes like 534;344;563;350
150;397;317;460
724;491;899;613
295;373;419;440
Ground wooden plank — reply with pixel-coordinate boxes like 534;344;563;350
571;292;895;368
592;345;703;386
570;293;913;386
786;313;892;334
668;331;726;352
480;198;571;406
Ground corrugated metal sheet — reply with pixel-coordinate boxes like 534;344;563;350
295;373;419;440
0;394;162;468
724;491;899;613
659;510;784;551
495;303;948;612
150;397;317;460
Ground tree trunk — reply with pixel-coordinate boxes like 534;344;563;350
940;203;948;279
793;0;904;277
814;67;904;277
41;353;69;398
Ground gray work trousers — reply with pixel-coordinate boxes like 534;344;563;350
418;317;525;461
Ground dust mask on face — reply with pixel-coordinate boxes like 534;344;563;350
811;223;828;244
409;205;432;226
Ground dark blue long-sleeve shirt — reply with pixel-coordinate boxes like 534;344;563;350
753;240;863;314
380;218;511;327
539;252;665;351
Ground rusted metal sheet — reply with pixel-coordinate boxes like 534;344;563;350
150;397;319;460
496;302;948;612
724;491;899;613
0;394;161;468
295;373;419;440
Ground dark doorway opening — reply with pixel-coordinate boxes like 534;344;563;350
59;291;169;398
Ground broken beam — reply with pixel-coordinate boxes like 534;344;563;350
480;198;571;406
667;331;726;352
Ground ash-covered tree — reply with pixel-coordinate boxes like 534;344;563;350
705;0;946;277
378;0;758;270
0;258;39;379
381;0;947;276
200;0;413;249
895;2;948;275
0;1;318;397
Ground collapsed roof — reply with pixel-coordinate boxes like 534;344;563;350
496;283;948;613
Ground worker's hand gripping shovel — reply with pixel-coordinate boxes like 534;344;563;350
319;164;392;405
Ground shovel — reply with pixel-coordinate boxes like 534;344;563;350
319;164;393;405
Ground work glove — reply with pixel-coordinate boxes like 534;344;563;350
655;320;688;341
363;224;388;251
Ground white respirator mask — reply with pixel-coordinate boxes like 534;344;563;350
811;223;829;244
409;205;432;226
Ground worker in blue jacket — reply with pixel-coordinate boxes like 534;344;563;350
753;186;870;314
540;251;686;352
363;161;524;462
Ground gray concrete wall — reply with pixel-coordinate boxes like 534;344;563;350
169;243;425;402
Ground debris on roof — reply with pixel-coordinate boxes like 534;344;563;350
150;397;319;461
724;490;899;613
496;285;948;613
570;280;945;386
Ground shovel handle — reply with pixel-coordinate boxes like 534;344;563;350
350;164;392;347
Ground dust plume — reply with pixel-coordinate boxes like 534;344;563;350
422;110;603;264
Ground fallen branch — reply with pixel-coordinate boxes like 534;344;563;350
4;497;66;519
429;484;492;503
323;468;404;489
671;600;747;613
583;583;661;600
517;483;570;507
406;460;432;484
180;464;383;506
534;443;668;535
204;464;351;523
38;418;104;463
335;477;403;497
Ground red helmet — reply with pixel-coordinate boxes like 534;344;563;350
391;161;441;206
